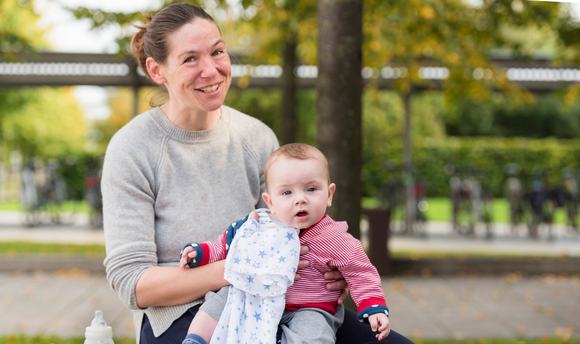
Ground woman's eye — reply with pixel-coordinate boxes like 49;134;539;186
184;57;195;63
282;191;292;196
212;50;223;56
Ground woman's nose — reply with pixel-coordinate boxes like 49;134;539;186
199;55;218;79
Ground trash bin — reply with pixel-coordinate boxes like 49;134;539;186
362;208;391;276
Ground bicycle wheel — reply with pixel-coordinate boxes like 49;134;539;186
456;200;475;235
45;184;79;225
389;204;407;235
19;185;40;227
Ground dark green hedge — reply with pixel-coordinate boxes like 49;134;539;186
363;137;580;198
410;137;580;197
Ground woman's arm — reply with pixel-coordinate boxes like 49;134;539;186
135;260;228;308
102;133;229;310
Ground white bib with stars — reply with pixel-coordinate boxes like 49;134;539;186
210;210;300;344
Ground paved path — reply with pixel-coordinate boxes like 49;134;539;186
0;272;578;340
1;211;579;340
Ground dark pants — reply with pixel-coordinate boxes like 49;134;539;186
141;305;414;344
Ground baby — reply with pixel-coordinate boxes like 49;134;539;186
180;143;390;343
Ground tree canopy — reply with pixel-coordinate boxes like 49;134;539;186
0;0;87;162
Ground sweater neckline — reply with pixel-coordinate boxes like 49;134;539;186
151;106;230;142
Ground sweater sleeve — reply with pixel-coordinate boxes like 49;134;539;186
101;131;159;311
314;229;387;317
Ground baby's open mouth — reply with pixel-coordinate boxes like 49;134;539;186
296;211;308;217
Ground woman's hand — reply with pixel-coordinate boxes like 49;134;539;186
295;246;349;305
324;268;349;304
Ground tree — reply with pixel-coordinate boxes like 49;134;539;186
361;0;565;234
0;1;87;163
317;0;364;238
0;0;45;61
66;0;578;236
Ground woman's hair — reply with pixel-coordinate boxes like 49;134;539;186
131;3;219;105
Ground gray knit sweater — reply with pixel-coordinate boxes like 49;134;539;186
101;106;279;341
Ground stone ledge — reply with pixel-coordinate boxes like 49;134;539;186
390;256;580;276
2;255;579;276
0;255;106;274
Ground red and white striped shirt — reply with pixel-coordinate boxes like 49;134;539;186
284;215;386;314
193;214;387;315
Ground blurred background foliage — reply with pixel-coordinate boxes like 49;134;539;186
2;0;580;202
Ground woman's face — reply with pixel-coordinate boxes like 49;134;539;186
157;19;231;114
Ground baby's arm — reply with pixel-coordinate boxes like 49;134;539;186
180;212;260;268
368;313;390;340
316;227;390;330
180;238;226;269
180;244;201;268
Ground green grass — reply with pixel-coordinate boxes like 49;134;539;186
0;201;21;211
0;201;90;213
0;242;105;256
388;250;574;259
416;339;580;344
2;241;574;260
0;335;135;344
1;335;578;344
363;197;569;224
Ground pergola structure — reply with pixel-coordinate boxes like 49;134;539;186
1;52;579;116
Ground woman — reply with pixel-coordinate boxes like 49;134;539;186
102;3;413;344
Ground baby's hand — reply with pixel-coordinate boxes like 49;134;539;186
180;246;197;268
369;313;390;340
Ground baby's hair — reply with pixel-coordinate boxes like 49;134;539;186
264;143;331;186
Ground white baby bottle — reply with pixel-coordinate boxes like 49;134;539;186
85;310;114;344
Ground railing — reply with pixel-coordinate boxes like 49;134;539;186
1;52;579;92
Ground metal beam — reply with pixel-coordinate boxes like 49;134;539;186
1;52;579;93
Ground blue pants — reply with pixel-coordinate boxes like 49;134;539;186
141;305;414;344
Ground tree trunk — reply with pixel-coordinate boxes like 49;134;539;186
281;36;297;145
402;90;415;236
317;0;363;239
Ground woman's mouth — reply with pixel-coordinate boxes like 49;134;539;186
197;83;220;94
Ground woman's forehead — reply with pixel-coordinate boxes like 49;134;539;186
167;19;223;56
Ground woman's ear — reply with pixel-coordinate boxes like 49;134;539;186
146;57;166;85
262;193;276;214
327;183;336;207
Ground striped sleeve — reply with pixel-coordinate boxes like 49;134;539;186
310;226;387;315
181;232;227;268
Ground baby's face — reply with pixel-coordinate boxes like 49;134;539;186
263;157;335;229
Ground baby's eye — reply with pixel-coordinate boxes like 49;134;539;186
282;191;292;196
307;187;316;192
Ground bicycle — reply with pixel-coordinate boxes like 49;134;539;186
561;167;580;234
19;158;79;227
447;165;494;239
379;162;428;237
85;160;103;229
504;163;525;233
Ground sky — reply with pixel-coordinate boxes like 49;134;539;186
34;0;163;120
32;0;580;120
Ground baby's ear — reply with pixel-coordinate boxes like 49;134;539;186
327;183;336;207
262;193;276;214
